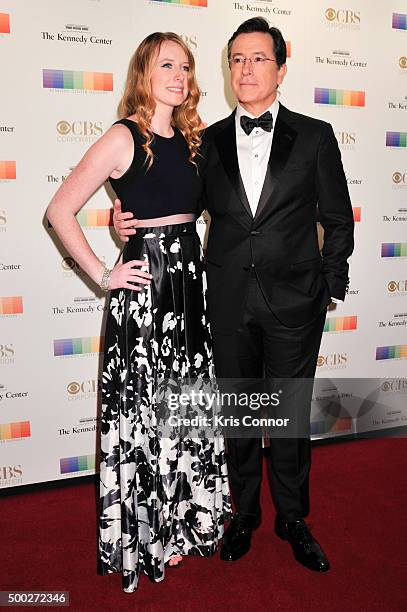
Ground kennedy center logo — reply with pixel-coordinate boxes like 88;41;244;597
151;0;208;7
314;88;365;107
53;336;104;357
75;209;113;228
381;243;407;258
0;297;23;316
386;132;407;148
0;161;16;180
376;345;407;360
324;316;357;332
392;13;407;31
43;69;113;92
0;421;31;441
60;454;95;474
0;13;10;34
41;23;112;46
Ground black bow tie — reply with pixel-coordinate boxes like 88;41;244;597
240;111;273;135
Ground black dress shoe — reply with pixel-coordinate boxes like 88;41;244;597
275;516;330;572
220;512;261;562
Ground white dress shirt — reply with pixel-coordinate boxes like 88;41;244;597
235;99;341;303
235;98;280;217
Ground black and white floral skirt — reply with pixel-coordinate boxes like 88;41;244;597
98;222;231;593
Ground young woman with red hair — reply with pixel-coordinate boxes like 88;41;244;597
47;32;230;594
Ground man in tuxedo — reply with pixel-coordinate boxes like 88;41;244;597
113;18;354;572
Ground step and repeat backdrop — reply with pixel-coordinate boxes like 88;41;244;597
1;0;407;488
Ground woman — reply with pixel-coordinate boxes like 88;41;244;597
46;32;231;593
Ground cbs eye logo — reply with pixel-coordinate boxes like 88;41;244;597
325;8;360;23
61;257;78;270
57;120;71;135
56;120;103;136
388;280;407;293
399;57;407;70
392;171;407;184
67;382;80;394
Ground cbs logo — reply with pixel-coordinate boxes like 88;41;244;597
61;257;79;271
67;380;100;394
317;353;347;367
392;171;407;184
57;120;103;136
388;280;407;293
335;132;356;145
399;57;407;69
0;344;14;358
325;8;361;23
381;380;407;392
0;465;22;479
180;34;197;51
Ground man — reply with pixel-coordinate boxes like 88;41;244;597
113;18;354;572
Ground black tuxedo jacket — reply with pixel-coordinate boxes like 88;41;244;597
199;104;354;332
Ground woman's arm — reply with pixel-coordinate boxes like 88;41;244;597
46;125;152;290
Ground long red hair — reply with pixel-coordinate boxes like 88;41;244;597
119;32;202;169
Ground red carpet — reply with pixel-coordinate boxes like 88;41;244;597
1;438;407;611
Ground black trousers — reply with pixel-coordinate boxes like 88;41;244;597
212;272;326;522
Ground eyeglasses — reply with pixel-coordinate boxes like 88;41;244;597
229;56;277;69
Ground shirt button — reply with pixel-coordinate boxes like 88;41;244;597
254;154;258;158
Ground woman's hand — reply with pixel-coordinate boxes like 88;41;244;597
113;199;139;243
109;259;152;291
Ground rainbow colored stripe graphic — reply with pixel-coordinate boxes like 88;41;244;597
311;417;352;435
60;454;95;474
376;345;407;360
353;207;361;222
0;12;10;33
386;132;407;147
54;336;104;356
0;161;16;179
324;316;357;332
314;88;365;107
76;209;113;227
392;13;407;30
0;297;23;315
381;243;407;258
0;421;31;441
43;70;113;91
152;0;207;6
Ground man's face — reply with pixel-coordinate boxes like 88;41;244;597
229;32;287;108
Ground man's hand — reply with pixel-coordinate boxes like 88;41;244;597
112;198;139;243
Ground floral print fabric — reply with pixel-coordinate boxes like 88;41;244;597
98;223;231;593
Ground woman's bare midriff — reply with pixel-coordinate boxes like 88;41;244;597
135;213;196;227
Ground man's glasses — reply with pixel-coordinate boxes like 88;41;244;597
229;55;277;69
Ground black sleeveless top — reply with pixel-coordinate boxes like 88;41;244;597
108;119;202;219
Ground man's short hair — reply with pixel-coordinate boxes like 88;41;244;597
227;18;287;68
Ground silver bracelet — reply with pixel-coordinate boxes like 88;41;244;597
100;266;112;292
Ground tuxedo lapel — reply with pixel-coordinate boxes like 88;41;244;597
214;113;253;220
254;105;298;223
